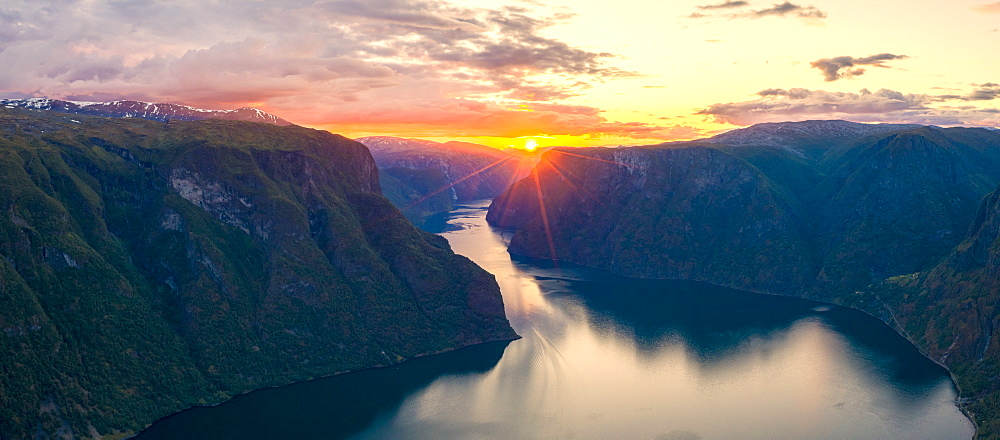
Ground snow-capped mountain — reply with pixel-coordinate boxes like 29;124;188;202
1;98;291;126
706;120;920;147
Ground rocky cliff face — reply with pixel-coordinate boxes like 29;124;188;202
857;184;1000;437
489;124;1000;299
0;108;515;438
920;186;1000;364
489;146;815;294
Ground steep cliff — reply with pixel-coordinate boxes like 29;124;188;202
0;108;515;438
866;185;1000;437
489;124;1000;299
488;146;816;295
810;127;1000;297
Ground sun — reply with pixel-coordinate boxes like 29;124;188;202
523;138;538;151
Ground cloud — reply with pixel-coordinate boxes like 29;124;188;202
697;87;1000;127
809;53;909;81
966;83;1000;100
295;80;704;140
688;1;826;21
697;1;749;10
0;0;657;139
936;83;1000;101
751;2;826;18
973;2;1000;12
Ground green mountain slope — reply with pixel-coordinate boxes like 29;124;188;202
0;108;515;438
490;125;1000;299
863;184;1000;438
488;145;816;295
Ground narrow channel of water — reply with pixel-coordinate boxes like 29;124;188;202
139;201;973;439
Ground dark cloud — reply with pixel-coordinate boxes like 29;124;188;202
752;2;826;18
810;53;909;81
936;83;1000;101
697;87;1000;127
688;1;826;21
697;1;749;10
320;0;477;30
968;83;1000;100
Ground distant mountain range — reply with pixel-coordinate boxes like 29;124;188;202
357;136;538;224
488;119;1000;435
1;98;292;125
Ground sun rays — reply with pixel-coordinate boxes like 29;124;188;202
513;147;636;265
401;153;519;211
363;143;638;270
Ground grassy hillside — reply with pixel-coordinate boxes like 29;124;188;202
0;108;515;438
856;185;1000;438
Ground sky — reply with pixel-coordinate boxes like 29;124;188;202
1;0;999;149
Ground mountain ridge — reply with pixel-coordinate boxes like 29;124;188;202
1;98;292;126
489;122;1000;298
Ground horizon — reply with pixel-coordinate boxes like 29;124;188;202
2;1;998;150
11;95;992;150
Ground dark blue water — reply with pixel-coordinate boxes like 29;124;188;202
138;201;973;439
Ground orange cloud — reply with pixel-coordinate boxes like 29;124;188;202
973;2;1000;13
0;0;646;138
295;93;700;140
698;87;1000;127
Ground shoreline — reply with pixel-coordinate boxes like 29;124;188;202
128;335;519;439
502;251;979;438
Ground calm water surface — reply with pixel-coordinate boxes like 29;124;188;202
139;201;973;439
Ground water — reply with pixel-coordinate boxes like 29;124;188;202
139;201;974;439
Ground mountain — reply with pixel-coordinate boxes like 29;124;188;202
808;127;1000;297
859;184;1000;437
488;145;817;295
704;120;923;201
488;120;1000;434
489;122;1000;299
1;98;292;126
357;136;537;223
0;107;515;438
707;119;918;148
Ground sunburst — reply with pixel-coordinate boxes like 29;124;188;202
518;147;635;265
